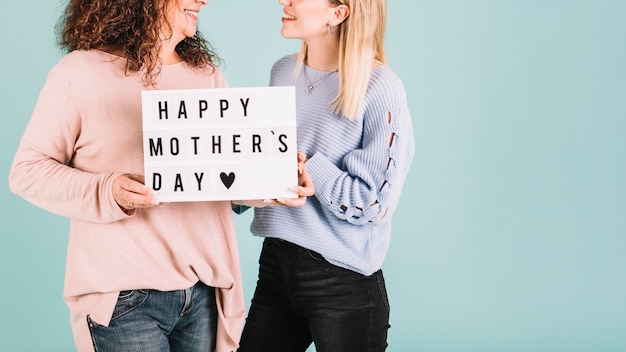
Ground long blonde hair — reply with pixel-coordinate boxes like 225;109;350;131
297;0;387;120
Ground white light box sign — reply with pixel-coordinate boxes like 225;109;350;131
142;86;298;202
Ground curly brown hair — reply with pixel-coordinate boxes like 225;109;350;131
56;0;219;85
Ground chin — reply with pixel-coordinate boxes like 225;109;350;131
280;29;296;39
185;28;198;38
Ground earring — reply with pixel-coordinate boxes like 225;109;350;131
328;21;338;35
328;22;337;35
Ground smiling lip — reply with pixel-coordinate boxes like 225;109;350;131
282;13;296;22
185;9;199;19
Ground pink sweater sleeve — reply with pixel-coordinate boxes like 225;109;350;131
9;63;129;223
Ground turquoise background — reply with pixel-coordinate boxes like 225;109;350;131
1;1;625;351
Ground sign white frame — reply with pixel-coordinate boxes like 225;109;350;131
142;86;298;202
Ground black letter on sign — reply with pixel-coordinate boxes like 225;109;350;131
174;174;184;192
212;135;222;154
278;134;288;153
170;138;180;156
195;173;204;191
220;99;229;118
191;136;200;155
149;138;163;156
233;135;241;153
252;134;262;153
152;173;162;191
240;98;250;117
199;100;208;118
178;101;188;119
158;101;168;120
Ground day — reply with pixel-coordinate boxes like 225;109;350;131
150;172;206;192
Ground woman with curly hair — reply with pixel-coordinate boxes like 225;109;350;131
8;0;261;351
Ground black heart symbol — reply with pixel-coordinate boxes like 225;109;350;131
220;172;235;189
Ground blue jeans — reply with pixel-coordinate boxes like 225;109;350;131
238;238;390;352
87;281;217;352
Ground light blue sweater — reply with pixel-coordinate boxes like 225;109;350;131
250;54;415;275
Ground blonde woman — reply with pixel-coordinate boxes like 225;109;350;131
237;0;415;350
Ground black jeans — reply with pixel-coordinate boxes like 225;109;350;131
238;238;390;352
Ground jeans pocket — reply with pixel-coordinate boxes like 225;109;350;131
305;248;326;262
87;314;101;329
110;289;150;321
375;271;390;309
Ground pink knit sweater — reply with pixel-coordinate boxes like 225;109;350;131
9;50;245;352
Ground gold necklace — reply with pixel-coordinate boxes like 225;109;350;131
302;66;335;95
